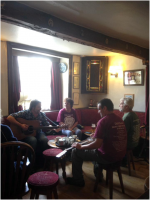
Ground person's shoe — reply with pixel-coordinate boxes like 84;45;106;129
66;177;85;187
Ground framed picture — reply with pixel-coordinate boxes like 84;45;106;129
123;69;144;86
124;94;134;104
73;62;80;75
73;92;79;105
73;76;80;89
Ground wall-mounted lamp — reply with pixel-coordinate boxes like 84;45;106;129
108;66;118;78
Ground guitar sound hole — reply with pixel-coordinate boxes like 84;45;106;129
24;126;34;135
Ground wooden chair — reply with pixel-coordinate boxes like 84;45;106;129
127;149;135;176
93;161;124;199
43;148;67;183
1;141;35;199
28;171;59;199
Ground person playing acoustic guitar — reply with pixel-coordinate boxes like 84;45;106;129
7;99;50;169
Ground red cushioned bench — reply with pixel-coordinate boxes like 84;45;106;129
2;108;146;138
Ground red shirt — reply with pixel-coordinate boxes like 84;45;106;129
57;108;77;128
94;113;127;162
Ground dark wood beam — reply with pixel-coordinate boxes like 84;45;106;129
1;1;149;60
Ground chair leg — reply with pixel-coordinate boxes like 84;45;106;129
130;151;135;170
60;158;67;183
93;167;101;192
47;190;52;199
108;169;113;199
35;193;39;199
53;187;58;199
43;158;47;171
49;158;54;172
127;152;131;176
106;170;108;185
117;168;125;193
55;160;59;175
30;189;35;199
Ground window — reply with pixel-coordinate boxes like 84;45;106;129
7;42;72;114
18;56;52;110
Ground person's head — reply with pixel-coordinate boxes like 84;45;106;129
29;100;41;114
97;98;114;117
119;98;133;113
64;98;74;109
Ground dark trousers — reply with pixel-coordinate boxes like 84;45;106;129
21;131;49;165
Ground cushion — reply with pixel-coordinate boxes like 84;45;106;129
75;109;82;124
80;109;100;126
28;171;59;186
43;148;63;157
45;111;59;125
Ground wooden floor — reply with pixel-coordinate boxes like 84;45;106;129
23;157;149;199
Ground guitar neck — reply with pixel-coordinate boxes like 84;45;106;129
65;138;89;151
56;138;90;158
34;126;62;130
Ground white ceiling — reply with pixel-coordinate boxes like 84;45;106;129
1;1;149;56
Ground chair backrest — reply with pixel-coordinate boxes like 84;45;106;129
1;141;35;199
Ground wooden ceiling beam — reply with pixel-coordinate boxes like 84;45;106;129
1;1;149;60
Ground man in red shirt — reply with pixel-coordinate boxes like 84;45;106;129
67;98;127;187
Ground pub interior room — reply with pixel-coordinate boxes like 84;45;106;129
1;1;149;199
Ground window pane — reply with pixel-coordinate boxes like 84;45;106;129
18;56;52;110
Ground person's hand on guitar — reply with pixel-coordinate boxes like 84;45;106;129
90;132;95;138
20;124;29;131
60;123;68;130
72;142;81;149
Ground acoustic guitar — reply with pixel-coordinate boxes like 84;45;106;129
10;118;67;140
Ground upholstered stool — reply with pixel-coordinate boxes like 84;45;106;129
28;171;59;199
93;161;124;199
127;149;135;176
43;148;67;183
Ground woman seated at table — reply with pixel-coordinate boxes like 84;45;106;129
56;98;82;140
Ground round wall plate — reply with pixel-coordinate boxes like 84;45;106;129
59;63;67;73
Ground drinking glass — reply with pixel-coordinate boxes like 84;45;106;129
91;123;96;133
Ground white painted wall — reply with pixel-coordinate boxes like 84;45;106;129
72;54;146;112
1;41;8;116
107;54;146;111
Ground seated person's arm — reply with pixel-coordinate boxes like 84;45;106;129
123;117;130;133
58;121;67;129
72;138;103;150
7;115;28;130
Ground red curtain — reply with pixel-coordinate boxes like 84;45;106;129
51;62;62;110
145;65;149;128
12;56;21;112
